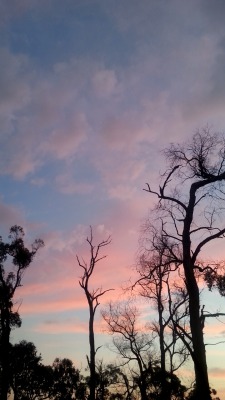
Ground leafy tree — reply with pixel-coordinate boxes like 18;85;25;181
75;376;89;400
50;357;81;400
95;361;123;400
144;129;225;399
0;226;44;400
9;340;51;400
77;227;114;400
9;342;82;400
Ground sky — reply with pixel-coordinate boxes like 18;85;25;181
1;0;225;397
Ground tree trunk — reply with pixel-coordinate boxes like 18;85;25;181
135;357;148;400
138;377;148;400
183;190;211;400
157;278;170;400
89;306;96;400
0;307;11;400
184;261;211;400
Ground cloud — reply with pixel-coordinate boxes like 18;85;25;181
1;6;224;185
100;112;152;151
11;217;140;324
18;293;86;315
30;177;46;187
41;112;88;160
92;69;119;98
0;48;31;131
0;49;30;110
0;49;91;179
34;319;89;334
38;225;90;253
55;172;93;195
33;312;109;336
209;367;225;378
0;200;24;228
0;0;36;26
16;259;126;316
2;0;225;381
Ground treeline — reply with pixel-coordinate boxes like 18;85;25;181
3;340;187;400
1;129;225;400
8;342;83;400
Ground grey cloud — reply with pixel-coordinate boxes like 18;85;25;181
0;48;31;122
199;0;225;29
0;51;92;178
1;0;225;183
44;319;59;325
0;201;24;230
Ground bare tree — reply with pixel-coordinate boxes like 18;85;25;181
77;227;114;400
134;231;189;400
102;301;155;400
0;226;44;400
144;128;225;399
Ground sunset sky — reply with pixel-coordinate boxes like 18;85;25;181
1;0;225;397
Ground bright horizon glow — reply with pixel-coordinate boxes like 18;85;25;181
1;1;225;398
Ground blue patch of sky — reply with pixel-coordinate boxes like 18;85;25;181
0;157;109;231
7;2;136;70
11;322;88;365
11;309;107;365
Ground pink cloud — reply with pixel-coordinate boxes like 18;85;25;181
100;112;152;151
0;27;224;185
17;265;130;316
0;200;24;229
12;194;225;334
18;294;85;315
14;231;134;317
42;112;88;160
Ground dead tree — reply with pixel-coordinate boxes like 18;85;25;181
134;227;189;400
77;227;113;400
144;128;225;400
102;301;154;400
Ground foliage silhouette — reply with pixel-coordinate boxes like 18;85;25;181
0;226;44;400
9;341;84;400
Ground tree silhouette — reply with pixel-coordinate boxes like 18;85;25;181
94;361;123;400
144;128;225;399
9;341;83;400
134;232;189;400
77;227;114;400
102;301;154;400
0;226;44;400
51;357;81;400
103;300;187;399
9;340;51;400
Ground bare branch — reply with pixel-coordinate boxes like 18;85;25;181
76;226;113;400
192;227;225;264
